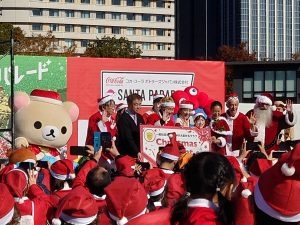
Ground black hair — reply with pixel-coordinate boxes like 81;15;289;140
86;166;111;197
127;93;142;105
255;202;298;225
50;175;73;192
210;100;223;110
153;97;163;104
171;152;235;225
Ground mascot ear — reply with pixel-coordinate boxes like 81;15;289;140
14;92;30;112
63;101;79;122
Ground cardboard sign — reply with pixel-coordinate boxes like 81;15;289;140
140;125;211;165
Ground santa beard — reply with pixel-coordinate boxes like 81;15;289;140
254;106;273;128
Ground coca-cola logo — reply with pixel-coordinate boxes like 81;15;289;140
106;77;124;85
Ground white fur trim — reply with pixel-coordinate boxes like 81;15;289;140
241;189;252;198
256;95;272;106
93;194;106;200
188;198;217;210
109;208;147;225
153;201;162;207
149;180;167;196
241;176;248;183
60;212;97;225
116;104;127;112
0;207;14;225
23;159;36;164
160;152;179;161
254;184;300;222
281;163;295;176
168;133;173;138
99;95;113;105
52;218;62;225
30;96;62;105
161;102;175;107
36;152;45;161
217;137;226;148
50;169;75;180
285;112;297;126
226;96;239;103
14;196;28;204
179;103;193;109
161;169;174;174
153;94;164;101
193;112;206;121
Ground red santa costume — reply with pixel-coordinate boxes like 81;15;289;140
246;93;297;154
85;95;117;146
147;101;175;126
179;198;222;225
209;116;232;155
0;183;15;225
222;93;256;156
4;169;49;225
143;94;164;124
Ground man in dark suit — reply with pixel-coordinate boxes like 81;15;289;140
117;94;145;158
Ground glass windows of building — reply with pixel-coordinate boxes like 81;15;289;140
32;9;42;16
65;10;74;17
97;26;105;33
96;0;105;4
142;43;151;50
65;24;74;32
156;29;164;36
65;0;74;3
49;9;59;17
112;0;121;5
127;13;135;20
50;24;58;32
81;25;90;33
81;40;89;47
157;43;165;50
156;15;165;22
112;13;121;20
156;0;164;8
112;27;121;34
65;39;74;48
96;12;105;19
32;23;42;31
49;0;59;2
81;11;90;18
127;28;135;35
142;0;150;7
127;0;135;6
142;14;151;21
81;0;90;3
242;70;297;101
142;28;151;35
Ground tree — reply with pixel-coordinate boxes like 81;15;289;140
0;23;76;56
84;36;142;58
217;42;257;62
292;52;300;60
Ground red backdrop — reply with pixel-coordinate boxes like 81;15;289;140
67;57;225;148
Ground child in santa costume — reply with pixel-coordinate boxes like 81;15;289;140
170;152;236;225
4;168;49;225
85;95;117;146
209;101;232;155
254;143;300;225
175;100;194;127
147;97;175;126
143;94;164;124
193;112;208;129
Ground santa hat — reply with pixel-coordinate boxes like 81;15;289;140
50;159;75;180
116;103;127;112
143;168;167;196
254;144;300;222
160;133;180;161
52;186;98;225
30;89;62;105
98;95;113;106
226;93;239;103
274;101;286;108
115;155;136;177
193;112;207;121
249;158;272;177
153;94;164;102
161;101;175;108
8;147;37;164
105;176;148;225
0;184;15;225
256;92;273;106
226;156;245;184
179;100;194;110
5;169;28;204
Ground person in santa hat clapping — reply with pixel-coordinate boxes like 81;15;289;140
209;101;232;155
175;100;194;127
143;94;164;124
